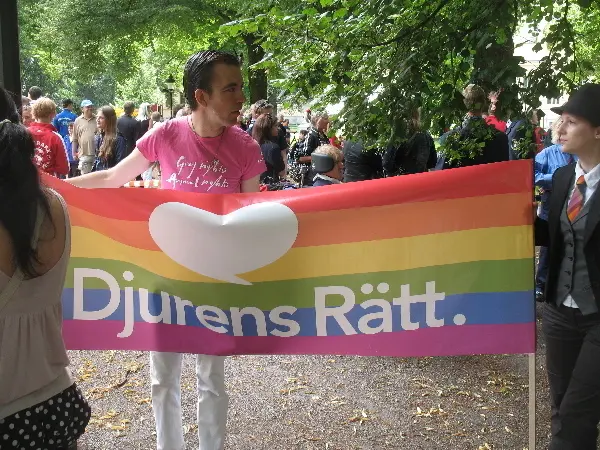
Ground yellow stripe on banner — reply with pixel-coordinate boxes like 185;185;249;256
243;225;533;282
71;227;221;283
72;225;532;283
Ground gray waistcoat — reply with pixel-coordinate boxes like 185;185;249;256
555;194;597;314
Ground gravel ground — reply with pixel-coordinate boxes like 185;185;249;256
69;304;551;450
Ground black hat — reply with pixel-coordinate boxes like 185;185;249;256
551;83;600;127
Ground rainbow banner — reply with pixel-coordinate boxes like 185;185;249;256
52;160;535;357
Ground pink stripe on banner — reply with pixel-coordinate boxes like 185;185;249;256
63;320;536;356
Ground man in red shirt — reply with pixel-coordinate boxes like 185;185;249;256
29;98;69;177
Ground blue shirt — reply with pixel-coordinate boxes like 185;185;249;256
534;144;576;220
52;109;78;162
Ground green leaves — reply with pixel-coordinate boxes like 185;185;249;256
334;7;349;18
439;119;499;164
440;84;454;95
20;0;600;147
495;29;507;45
458;61;470;72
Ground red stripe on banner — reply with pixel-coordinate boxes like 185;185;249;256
63;320;536;357
47;160;533;221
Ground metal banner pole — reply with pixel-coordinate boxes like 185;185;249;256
529;352;536;450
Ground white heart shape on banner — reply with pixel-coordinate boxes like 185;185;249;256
148;201;298;285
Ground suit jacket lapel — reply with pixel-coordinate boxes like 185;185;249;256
585;187;600;244
549;165;575;235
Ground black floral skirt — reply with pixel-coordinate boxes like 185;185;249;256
0;383;90;449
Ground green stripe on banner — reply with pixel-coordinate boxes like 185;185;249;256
65;258;533;309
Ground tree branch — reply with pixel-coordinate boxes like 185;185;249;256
362;0;454;49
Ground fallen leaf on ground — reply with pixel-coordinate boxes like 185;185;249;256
99;410;119;420
183;424;198;434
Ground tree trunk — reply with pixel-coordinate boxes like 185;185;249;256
243;34;268;104
0;0;22;110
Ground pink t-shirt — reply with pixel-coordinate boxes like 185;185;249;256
137;117;266;193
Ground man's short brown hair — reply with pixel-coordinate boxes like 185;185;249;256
32;97;57;121
462;84;486;112
254;99;273;116
123;101;135;115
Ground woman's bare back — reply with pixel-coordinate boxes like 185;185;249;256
0;190;67;278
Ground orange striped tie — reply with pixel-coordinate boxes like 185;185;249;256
567;175;586;222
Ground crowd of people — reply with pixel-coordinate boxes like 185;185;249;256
2;48;600;450
225;83;554;193
19;90;166;182
19;77;553;194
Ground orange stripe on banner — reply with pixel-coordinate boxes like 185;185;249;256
68;205;161;251
69;192;531;251
294;192;531;247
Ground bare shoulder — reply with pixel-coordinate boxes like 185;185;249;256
36;190;68;273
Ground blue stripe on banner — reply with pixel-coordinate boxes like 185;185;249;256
62;288;534;337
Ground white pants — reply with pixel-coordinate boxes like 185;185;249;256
150;352;228;450
78;155;95;174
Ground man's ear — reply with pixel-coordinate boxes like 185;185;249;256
194;89;209;108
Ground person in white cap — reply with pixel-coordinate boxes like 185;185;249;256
72;100;97;174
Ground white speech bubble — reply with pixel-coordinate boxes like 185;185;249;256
148;202;298;285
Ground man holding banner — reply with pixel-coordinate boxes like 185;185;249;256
66;50;266;450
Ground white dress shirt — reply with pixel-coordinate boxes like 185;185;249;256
313;173;342;184
563;161;600;308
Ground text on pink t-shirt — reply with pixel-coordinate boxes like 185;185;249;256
136;117;266;193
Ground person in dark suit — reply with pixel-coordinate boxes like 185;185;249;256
535;83;600;450
117;101;141;158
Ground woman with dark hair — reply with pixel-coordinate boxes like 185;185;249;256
252;113;285;183
536;83;600;449
93;105;126;171
0;87;90;448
